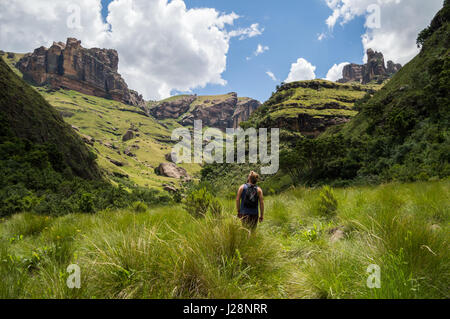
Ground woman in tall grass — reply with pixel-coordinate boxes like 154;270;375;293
236;171;265;229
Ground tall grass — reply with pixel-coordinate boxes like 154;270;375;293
0;180;448;299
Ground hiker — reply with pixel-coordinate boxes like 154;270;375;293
236;171;264;229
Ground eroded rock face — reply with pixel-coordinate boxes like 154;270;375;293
151;93;261;130
233;98;261;128
273;115;352;138
339;49;402;84
151;95;197;119
16;38;147;111
181;93;239;128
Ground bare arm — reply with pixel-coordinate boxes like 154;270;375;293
236;185;244;214
258;188;264;222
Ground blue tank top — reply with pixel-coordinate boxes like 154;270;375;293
240;184;259;215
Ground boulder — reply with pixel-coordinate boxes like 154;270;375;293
107;157;125;167
122;130;135;142
124;148;135;157
81;134;95;146
157;162;190;179
163;184;179;193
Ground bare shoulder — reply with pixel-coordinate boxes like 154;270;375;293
257;187;264;196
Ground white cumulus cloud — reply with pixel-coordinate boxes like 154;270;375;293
325;62;350;82
0;0;263;100
324;0;443;64
285;58;316;83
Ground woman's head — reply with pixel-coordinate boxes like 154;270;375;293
247;171;259;184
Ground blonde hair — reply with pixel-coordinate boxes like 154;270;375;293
247;171;259;184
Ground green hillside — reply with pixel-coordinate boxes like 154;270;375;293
242;80;381;136
201;2;449;192
0;58;100;180
0;56;177;218
1;54;201;190
269;2;449;187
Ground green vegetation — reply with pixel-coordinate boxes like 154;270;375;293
1;53;201;190
183;187;223;218
0;2;448;301
1;181;448;298
0;56;173;218
233;3;449;189
242;80;381;129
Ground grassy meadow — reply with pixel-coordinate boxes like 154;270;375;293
1;180;448;299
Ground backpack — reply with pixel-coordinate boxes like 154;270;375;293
243;184;258;209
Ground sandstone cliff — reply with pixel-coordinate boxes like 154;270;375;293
16;38;146;111
339;49;402;84
151;93;261;130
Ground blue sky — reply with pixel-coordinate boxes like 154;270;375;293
100;0;367;102
0;0;441;102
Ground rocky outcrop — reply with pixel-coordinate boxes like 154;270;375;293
151;95;197;119
338;49;402;84
272;115;352;138
180;93;239;128
157;163;190;180
16;38;147;111
151;93;261;130
233;98;261;128
122;130;135;142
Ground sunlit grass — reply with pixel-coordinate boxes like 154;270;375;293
0;180;448;299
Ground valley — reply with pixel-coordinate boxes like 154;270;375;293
0;1;448;301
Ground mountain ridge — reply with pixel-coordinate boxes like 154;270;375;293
16;38;147;110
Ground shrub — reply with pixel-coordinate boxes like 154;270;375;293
131;201;149;213
78;193;95;213
313;186;338;217
183;187;214;218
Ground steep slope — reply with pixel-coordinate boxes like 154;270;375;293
0;57;101;180
278;1;449;185
337;1;450;179
243;80;381;137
